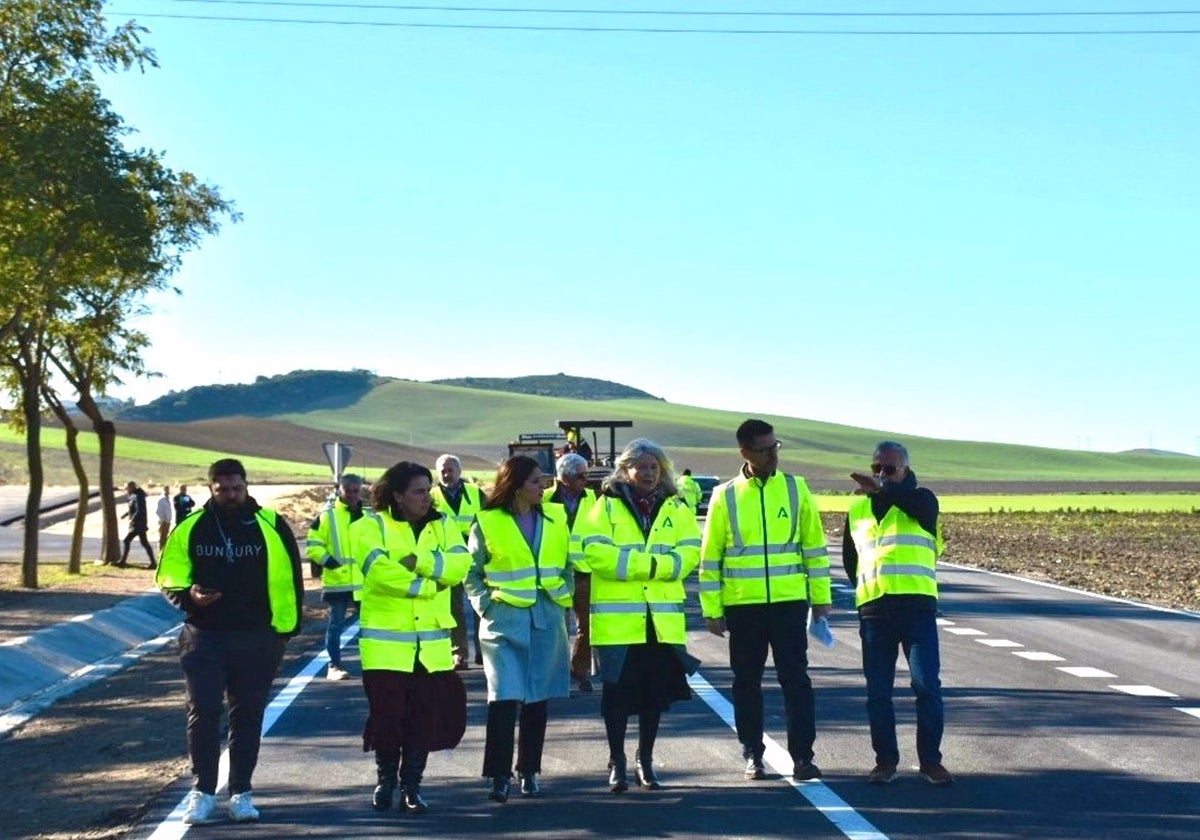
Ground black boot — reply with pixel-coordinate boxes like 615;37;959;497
635;749;661;790
372;751;399;811
608;755;629;794
400;785;428;814
488;775;510;804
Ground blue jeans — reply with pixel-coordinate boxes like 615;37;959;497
324;593;356;668
859;607;943;766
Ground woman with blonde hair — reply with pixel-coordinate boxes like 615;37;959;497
580;438;701;793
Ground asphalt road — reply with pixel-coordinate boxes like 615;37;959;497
125;551;1200;840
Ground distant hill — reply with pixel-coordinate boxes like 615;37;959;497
117;370;379;422
429;373;661;401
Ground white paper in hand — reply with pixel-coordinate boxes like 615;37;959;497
808;615;835;648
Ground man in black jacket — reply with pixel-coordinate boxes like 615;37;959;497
117;480;155;568
156;458;305;824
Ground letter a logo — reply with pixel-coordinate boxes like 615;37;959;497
777;507;789;519
663;516;674;528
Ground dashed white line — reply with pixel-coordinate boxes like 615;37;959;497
1175;708;1200;719
975;639;1023;648
1011;651;1065;662
1057;666;1117;678
1109;685;1178;698
944;627;987;636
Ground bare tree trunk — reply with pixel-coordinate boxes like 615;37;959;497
21;367;43;589
45;396;88;573
73;392;121;565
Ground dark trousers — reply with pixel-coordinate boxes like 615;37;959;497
726;600;815;764
860;608;944;766
569;572;593;678
120;528;155;565
179;625;286;794
481;699;548;778
376;748;429;788
323;592;357;668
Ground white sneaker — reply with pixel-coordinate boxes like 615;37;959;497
181;790;216;825
327;664;349;681
229;791;260;822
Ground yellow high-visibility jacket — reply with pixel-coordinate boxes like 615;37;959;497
431;482;485;540
699;470;831;619
471;505;572;609
305;498;364;600
543;485;598;572
581;492;700;645
677;474;702;513
350;509;471;673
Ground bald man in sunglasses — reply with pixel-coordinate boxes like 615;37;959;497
844;441;951;787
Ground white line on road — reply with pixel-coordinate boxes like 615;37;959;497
688;672;888;840
975;639;1023;648
944;627;987;636
1011;651;1065;661
1109;685;1178;698
1175;708;1200;719
1057;666;1117;678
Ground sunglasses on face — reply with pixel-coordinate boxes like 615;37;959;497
746;441;782;455
871;463;902;476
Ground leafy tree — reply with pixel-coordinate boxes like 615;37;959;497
0;1;233;587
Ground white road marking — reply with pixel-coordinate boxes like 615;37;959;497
1057;666;1117;678
1175;707;1200;719
143;622;360;839
975;639;1023;648
935;617;955;626
944;627;987;636
1012;652;1066;661
689;672;889;840
1109;685;1178;698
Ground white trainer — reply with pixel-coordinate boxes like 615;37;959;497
181;790;216;825
327;665;349;681
228;792;260;822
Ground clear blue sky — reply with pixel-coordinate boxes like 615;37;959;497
97;1;1199;455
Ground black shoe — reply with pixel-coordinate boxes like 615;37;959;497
577;676;594;693
745;756;767;780
372;781;396;811
608;758;629;793
792;761;822;781
488;776;509;804
401;786;428;814
519;773;540;797
635;753;661;790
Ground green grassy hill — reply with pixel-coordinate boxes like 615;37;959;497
4;373;1198;490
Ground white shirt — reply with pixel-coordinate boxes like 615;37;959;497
156;495;172;524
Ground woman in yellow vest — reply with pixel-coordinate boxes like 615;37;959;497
465;455;573;804
580;438;701;793
349;462;472;815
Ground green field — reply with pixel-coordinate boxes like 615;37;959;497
4;377;1200;488
816;493;1200;514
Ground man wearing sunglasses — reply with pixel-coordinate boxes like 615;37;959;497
699;418;831;782
845;441;951;787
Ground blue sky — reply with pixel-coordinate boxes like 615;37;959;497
96;1;1198;454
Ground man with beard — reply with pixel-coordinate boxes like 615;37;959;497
156;459;305;825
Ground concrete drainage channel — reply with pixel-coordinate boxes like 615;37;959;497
0;591;181;737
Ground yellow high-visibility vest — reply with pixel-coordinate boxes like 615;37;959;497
847;496;941;607
473;506;572;609
305;498;364;600
699;471;831;619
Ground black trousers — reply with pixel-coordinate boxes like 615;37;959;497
726;600;815;764
120;528;155;564
481;699;548;778
179;625;286;794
